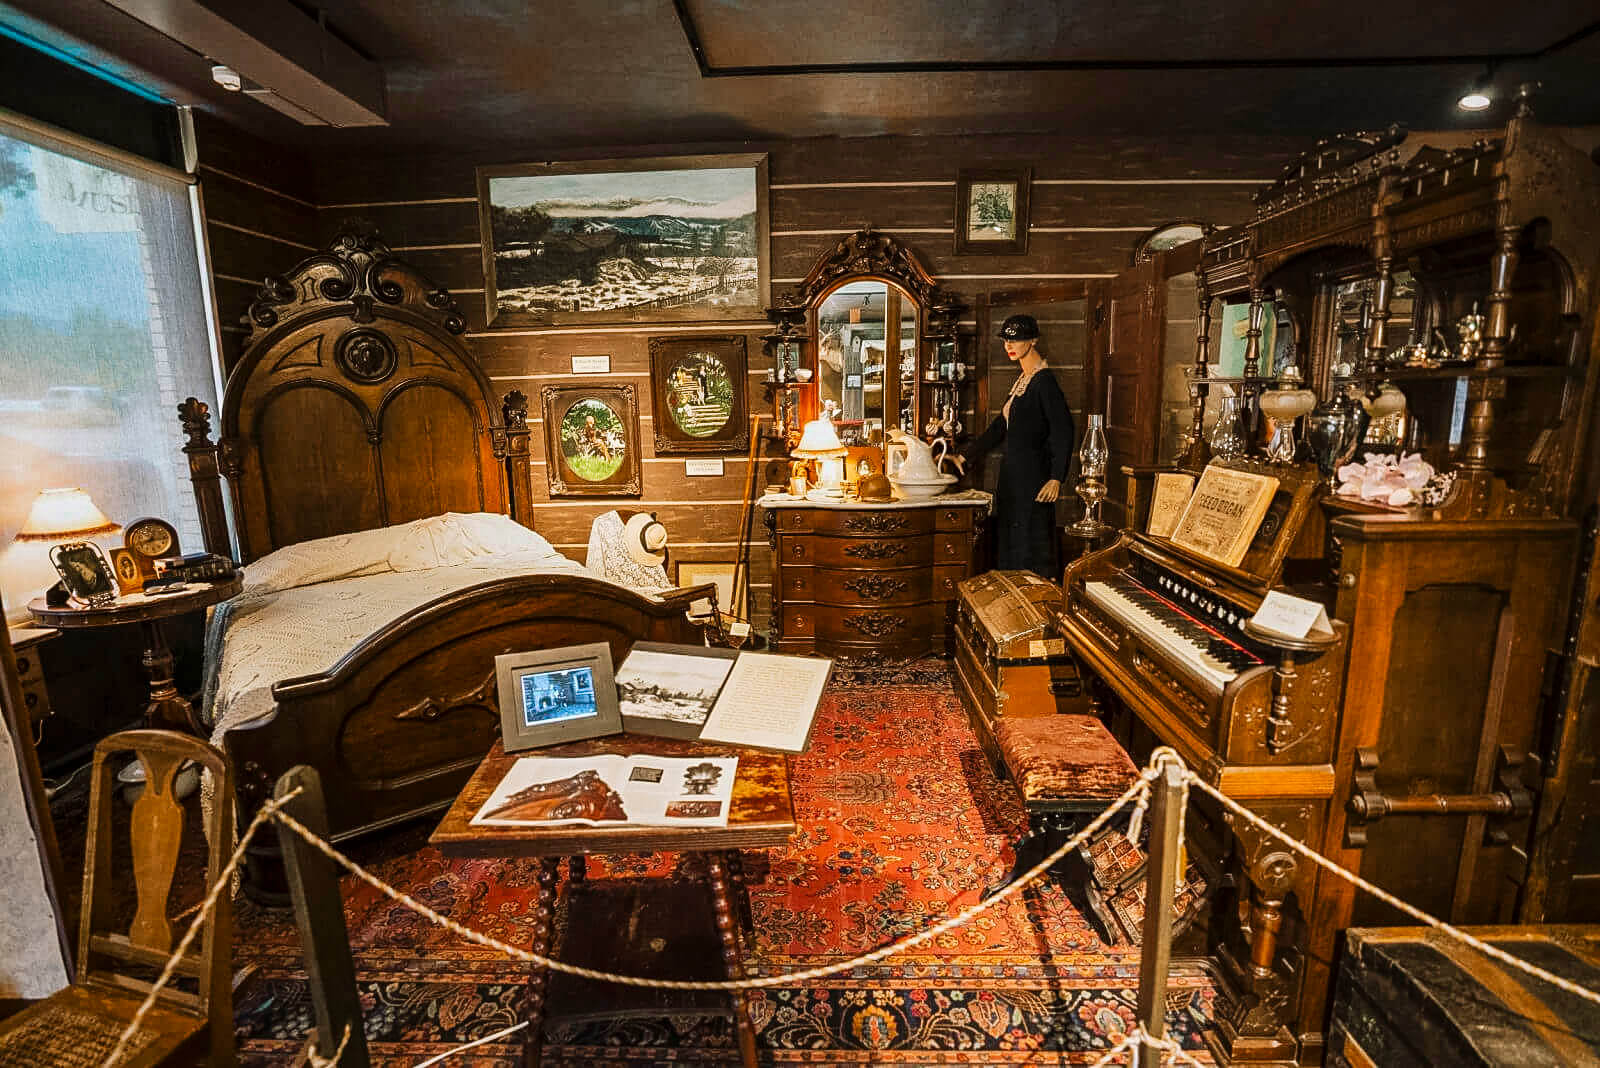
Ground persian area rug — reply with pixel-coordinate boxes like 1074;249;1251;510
233;661;1215;1065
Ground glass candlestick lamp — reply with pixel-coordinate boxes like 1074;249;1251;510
1068;414;1112;536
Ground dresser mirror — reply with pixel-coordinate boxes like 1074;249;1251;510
779;228;945;466
815;280;916;447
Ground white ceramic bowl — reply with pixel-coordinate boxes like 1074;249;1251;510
888;473;956;499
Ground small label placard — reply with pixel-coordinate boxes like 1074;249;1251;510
1250;590;1333;642
570;354;611;375
685;459;725;477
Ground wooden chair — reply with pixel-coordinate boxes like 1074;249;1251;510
0;729;235;1067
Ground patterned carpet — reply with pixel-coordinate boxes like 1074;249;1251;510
231;660;1215;1065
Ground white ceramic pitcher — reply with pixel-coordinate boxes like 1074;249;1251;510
885;429;950;481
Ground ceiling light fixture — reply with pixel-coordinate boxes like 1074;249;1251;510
211;63;241;91
1457;67;1494;112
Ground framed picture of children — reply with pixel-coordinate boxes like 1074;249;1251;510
542;384;643;497
647;334;749;454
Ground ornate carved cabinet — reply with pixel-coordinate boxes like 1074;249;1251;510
762;495;989;661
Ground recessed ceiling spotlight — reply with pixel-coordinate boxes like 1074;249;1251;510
211;64;242;91
1458;89;1493;112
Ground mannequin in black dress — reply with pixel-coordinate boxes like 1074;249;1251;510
948;314;1075;577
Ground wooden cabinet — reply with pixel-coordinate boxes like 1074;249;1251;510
763;498;987;661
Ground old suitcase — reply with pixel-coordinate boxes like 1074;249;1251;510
1327;925;1600;1067
952;569;1093;774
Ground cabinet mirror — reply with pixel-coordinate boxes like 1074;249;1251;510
776;228;947;466
815;280;916;447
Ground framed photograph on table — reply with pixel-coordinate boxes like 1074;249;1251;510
614;641;740;740
955;168;1031;255
542;384;642;497
647;335;750;454
477;153;770;328
494;642;622;752
49;542;117;606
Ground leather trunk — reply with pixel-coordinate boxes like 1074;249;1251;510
952;570;1093;774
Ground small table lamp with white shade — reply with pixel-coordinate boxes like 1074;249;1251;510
3;488;120;622
791;417;849;502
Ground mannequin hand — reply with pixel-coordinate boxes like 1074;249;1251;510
948;454;967;477
1036;479;1061;503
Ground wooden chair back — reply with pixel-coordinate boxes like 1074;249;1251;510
79;729;234;1058
273;764;370;1066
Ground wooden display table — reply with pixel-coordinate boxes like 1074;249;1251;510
431;736;796;1068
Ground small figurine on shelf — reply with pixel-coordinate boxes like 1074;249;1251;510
1455;302;1485;362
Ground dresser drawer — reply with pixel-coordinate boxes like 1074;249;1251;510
792;535;936;569
779;604;817;639
934;506;977;532
812;566;929;606
812;509;934;537
934;532;973;567
815;603;947;646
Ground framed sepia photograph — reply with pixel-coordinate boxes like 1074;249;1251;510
49;541;118;606
494;642;622;752
675;560;744;618
542;384;643;497
647;334;749;454
954;168;1031;255
477;153;770;328
614;641;739;740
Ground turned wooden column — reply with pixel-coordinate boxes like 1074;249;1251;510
521;856;561;1068
1183;280;1214;469
706;851;760;1068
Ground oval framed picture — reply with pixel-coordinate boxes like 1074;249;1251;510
647;335;749;454
542;384;642;497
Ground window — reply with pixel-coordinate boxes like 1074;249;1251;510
0;116;221;618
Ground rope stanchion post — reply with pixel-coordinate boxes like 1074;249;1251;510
1135;752;1186;1066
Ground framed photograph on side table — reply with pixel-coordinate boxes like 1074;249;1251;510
49;542;118;606
494;642;622;752
542;384;643;497
647;335;750;454
954;168;1031;255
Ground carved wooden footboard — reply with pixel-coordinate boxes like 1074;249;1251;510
227;575;708;899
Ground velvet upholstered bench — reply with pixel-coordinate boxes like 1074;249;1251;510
993;715;1140;880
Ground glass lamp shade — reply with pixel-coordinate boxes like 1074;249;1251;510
1078;414;1110;479
15;487;119;542
792;418;847;460
1361;382;1408;420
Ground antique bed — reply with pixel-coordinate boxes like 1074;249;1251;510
178;231;706;898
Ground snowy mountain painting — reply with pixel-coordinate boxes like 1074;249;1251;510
483;158;766;323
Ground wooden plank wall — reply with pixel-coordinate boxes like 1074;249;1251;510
191;112;318;371
198;125;1305;632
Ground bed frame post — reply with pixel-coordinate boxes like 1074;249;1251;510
501;390;536;529
179;397;234;557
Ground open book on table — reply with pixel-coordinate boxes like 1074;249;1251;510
470;754;738;828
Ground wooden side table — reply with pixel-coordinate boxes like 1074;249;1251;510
8;625;57;730
28;576;243;735
432;737;796;1068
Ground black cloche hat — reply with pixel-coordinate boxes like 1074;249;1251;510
998;314;1040;341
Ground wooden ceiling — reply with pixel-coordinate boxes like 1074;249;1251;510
8;0;1600;153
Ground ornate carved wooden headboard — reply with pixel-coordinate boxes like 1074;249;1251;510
180;231;533;562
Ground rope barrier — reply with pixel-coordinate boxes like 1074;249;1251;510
409;1020;527;1067
105;786;303;1066
1185;773;1600;1011
106;746;1600;1063
303;1022;352;1067
268;770;1155;991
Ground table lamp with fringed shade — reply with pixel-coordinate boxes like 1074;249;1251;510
792;418;848;502
3;488;121;623
15;488;119;541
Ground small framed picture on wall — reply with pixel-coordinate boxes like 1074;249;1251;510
542;384;643;497
955;168;1032;255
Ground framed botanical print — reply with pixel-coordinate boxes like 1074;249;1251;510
477;153;770;328
647;335;750;454
542;384;642;497
954;168;1031;255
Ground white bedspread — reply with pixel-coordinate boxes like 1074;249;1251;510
202;513;604;747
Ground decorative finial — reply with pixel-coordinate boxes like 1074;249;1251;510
502;389;529;430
